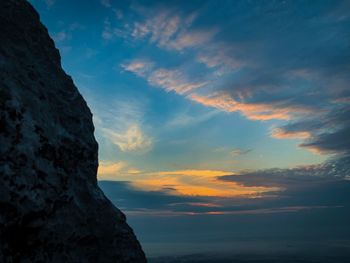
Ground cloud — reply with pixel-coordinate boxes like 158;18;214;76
122;60;207;95
121;59;154;77
97;161;127;180
126;6;241;77
97;161;144;180
165;110;218;128
102;18;114;40
127;169;142;174
167;29;217;51
220;156;350;188
121;169;277;197
98;155;350;216
51;23;83;45
122;60;313;121
300;126;350;155
115;9;123;20
100;0;111;8
116;1;350;159
229;148;252;157
116;193;349;262
102;123;153;152
197;43;245;74
52;31;67;42
102;18;128;40
85;92;152;154
99;180;204;211
148;69;206;95
189;93;310;121
128;8;242;73
156;3;349;156
150;169;231;177
131;9;216;51
132;12;181;46
99;180;267;216
44;0;55;8
271;128;311;139
273;107;350;154
98;161;126;175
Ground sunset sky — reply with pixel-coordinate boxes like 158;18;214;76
29;0;350;258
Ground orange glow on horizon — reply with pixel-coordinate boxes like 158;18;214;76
129;169;279;197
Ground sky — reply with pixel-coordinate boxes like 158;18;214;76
29;0;350;259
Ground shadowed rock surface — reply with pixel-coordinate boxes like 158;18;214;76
0;0;146;262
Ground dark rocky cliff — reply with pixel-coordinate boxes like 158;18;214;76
0;0;146;262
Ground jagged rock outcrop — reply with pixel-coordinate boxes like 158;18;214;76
0;0;146;262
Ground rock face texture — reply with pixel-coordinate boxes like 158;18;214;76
0;0;146;262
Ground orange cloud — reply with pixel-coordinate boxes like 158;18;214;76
189;93;310;121
127;169;279;197
299;144;336;155
98;161;126;180
271;128;311;139
151;169;232;177
127;169;142;174
171;202;223;208
98;161;144;179
121;60;154;77
148;68;206;94
169;29;217;50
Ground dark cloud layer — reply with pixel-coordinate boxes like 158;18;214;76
221;156;350;188
278;107;350;154
99;156;350;216
99;158;350;258
98;180;207;212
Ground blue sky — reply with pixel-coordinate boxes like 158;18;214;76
29;0;350;258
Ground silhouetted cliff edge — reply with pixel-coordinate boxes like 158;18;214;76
0;0;146;262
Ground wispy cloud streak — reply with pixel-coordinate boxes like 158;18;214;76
122;60;206;95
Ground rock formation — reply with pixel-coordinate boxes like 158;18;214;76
0;0;146;262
